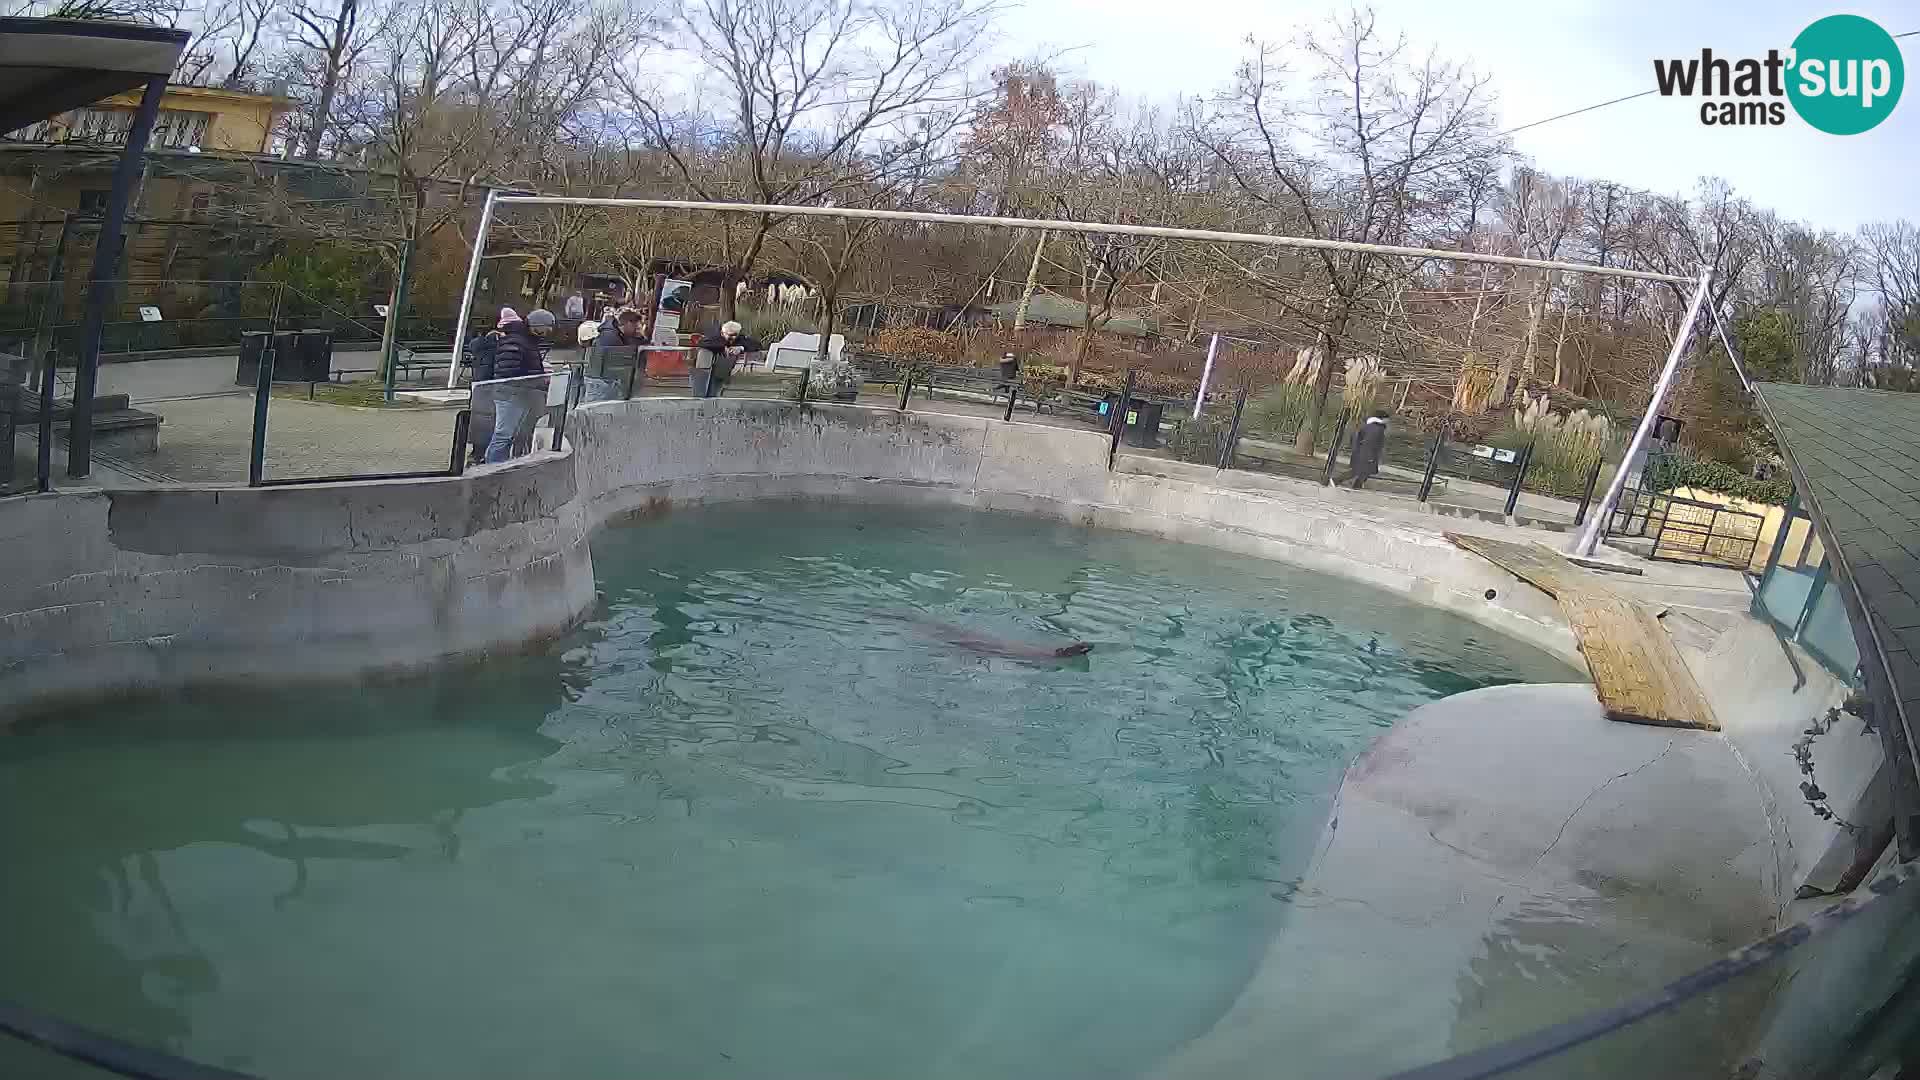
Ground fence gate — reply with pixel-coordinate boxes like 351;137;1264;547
1607;488;1764;571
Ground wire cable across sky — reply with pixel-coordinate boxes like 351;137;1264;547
1496;29;1914;138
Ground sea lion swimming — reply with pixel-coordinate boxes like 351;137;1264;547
896;614;1093;661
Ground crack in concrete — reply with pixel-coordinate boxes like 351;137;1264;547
1530;736;1680;873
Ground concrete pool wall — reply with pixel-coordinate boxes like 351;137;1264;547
1;395;1905;1076
0;397;1577;714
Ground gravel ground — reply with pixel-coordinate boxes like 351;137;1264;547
139;394;463;483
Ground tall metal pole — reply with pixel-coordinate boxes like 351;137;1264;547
1192;332;1219;419
1573;267;1713;556
446;188;500;391
382;234;415;403
69;75;166;478
492;196;1696;287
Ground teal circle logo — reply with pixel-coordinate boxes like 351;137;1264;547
1787;14;1904;135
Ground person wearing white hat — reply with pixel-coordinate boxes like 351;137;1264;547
694;320;763;397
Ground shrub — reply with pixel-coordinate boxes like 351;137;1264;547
1342;354;1386;419
1497;395;1618;498
1021;361;1070;387
803;358;860;400
734;303;816;345
1167;415;1232;466
1242;383;1315;443
868;325;960;365
1645;446;1794;506
1451;352;1497;414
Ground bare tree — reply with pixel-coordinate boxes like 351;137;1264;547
176;0;282;87
618;0;998;323
9;0;186;22
286;0;383;159
1494;166;1582;392
1198;8;1501;451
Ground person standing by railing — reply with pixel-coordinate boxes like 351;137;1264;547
484;307;553;464
584;309;645;402
694;320;763;398
466;323;503;465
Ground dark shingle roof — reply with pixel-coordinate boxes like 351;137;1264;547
1755;384;1920;727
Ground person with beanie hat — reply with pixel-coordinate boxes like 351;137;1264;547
484;308;553;463
463;311;512;463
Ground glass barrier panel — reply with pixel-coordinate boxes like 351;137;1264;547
1801;574;1863;678
1391;869;1920;1080
1757;560;1821;631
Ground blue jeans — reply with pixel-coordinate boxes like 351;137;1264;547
485;385;543;463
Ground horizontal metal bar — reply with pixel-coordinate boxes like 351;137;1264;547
1386;864;1919;1080
254;469;458;486
0;998;261;1080
491;196;1696;286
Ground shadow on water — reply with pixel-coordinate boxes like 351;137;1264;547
0;655;578;1073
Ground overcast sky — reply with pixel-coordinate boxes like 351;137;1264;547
997;0;1917;234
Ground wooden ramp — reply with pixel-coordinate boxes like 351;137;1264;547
1447;532;1718;731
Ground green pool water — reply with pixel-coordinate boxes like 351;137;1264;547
0;504;1576;1079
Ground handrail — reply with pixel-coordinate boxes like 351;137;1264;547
0;999;261;1080
1385;861;1918;1080
2;863;1911;1080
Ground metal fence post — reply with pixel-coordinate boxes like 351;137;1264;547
1505;442;1535;516
1217;386;1249;470
897;369;914;410
1572;459;1605;526
1003;382;1019;422
795;366;810;403
449;409;471;475
1417;426;1446;503
1323;412;1349;486
1108;370;1137;466
35;349;56;493
70;74;166;479
248;347;275;486
552;364;583;448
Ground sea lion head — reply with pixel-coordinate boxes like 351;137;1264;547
1053;641;1093;657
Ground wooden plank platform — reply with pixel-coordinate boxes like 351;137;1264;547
1447;532;1718;731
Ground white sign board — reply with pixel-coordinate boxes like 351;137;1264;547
545;370;571;407
374;304;391;317
652;278;693;345
768;331;845;370
1470;445;1519;463
137;306;162;322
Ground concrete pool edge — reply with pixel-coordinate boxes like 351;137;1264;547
2;396;1903;1079
0;396;1583;715
569;399;1582;667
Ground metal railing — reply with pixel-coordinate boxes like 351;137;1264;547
6;862;1914;1080
1605;487;1766;570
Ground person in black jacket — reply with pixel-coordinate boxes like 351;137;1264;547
465;326;503;464
1339;408;1391;489
694;320;763;397
484;307;553;463
583;309;645;401
595;309;643;347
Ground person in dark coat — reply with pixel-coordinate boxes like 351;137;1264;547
484;307;553;464
584;309;645;400
693;320;763;397
1341;408;1391;489
465;326;502;464
594;309;644;348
